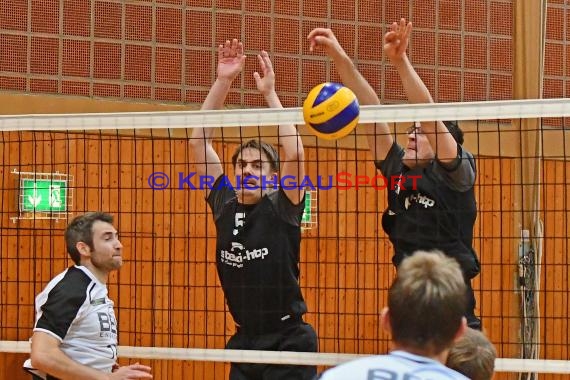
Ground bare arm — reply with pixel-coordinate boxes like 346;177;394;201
384;19;458;163
189;39;246;197
307;28;393;161
254;51;305;205
30;332;152;380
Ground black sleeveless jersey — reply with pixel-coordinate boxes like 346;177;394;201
376;143;480;279
207;176;307;330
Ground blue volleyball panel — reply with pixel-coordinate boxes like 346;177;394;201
309;100;359;133
313;83;344;107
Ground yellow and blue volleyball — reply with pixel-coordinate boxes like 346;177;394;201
302;82;360;140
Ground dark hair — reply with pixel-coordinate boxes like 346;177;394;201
231;139;279;172
65;212;114;265
388;250;467;355
447;328;496;380
443;121;464;145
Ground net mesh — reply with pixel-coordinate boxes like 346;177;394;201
0;100;569;379
1;0;568;377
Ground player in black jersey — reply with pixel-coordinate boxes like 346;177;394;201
190;39;317;380
23;212;152;380
308;20;481;330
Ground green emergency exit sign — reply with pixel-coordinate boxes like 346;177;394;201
301;191;312;223
21;179;67;212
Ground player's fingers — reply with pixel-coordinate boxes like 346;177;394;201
399;18;406;31
313;35;332;47
384;31;397;43
261;51;272;69
307;27;331;40
128;363;152;372
126;372;153;379
253;71;261;82
256;53;265;68
404;21;412;38
222;40;231;56
308;38;316;51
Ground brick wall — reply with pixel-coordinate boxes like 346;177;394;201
0;0;563;105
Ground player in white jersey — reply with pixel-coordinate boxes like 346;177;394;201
317;251;469;380
23;212;152;380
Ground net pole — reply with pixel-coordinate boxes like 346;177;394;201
513;2;547;378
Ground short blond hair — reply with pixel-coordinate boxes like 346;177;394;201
388;250;467;355
447;328;496;380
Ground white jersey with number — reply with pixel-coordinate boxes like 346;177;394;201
319;351;469;380
31;265;118;372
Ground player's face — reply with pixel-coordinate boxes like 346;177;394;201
403;122;435;168
89;221;123;273
234;148;277;204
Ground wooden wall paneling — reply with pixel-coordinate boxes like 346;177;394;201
542;160;569;360
499;159;518;360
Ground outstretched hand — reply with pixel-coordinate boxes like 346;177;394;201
253;50;275;97
307;28;347;60
217;39;246;81
383;18;412;63
109;363;152;379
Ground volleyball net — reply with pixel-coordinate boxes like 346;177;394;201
1;99;569;379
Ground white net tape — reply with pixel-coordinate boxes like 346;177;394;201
0;98;569;131
2;341;569;373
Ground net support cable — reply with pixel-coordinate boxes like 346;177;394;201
1;341;569;373
0;99;569;131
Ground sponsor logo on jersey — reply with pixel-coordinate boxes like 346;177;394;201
220;242;269;268
404;192;436;209
91;297;106;306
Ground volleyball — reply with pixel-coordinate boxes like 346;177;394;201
302;82;360;140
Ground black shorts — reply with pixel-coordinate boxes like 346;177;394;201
226;321;318;380
29;373;58;380
24;367;59;380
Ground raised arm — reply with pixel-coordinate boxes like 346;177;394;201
254;51;305;205
307;28;393;162
189;39;246;196
30;332;152;380
384;19;458;163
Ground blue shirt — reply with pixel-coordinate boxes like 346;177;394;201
319;351;469;380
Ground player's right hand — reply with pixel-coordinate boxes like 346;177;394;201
307;28;347;60
108;363;152;379
217;38;246;81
